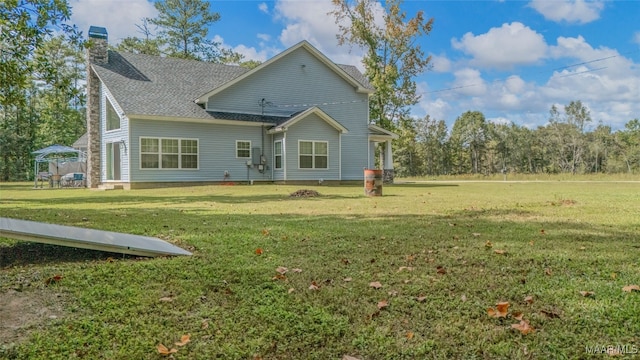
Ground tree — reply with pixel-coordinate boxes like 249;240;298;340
450;111;488;174
393;117;424;177
415;115;449;175
0;0;81;180
331;0;434;130
115;19;165;56
150;0;223;61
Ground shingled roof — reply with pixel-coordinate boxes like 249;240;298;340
92;45;373;122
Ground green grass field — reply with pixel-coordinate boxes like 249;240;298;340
1;180;639;359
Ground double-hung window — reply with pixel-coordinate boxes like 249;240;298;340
236;140;251;158
140;137;198;169
299;141;328;169
274;141;282;169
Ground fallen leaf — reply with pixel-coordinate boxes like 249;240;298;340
159;296;173;302
388;290;398;296
472;233;481;237
45;275;63;286
512;312;523;321
406;331;414;340
406;255;415;262
275;266;288;274
529;240;534;246
261;229;270;236
201;319;209;329
449;223;456;227
579;246;586;250
545;267;552;276
341;258;351;265
511;320;535;335
436;266;446;275
494;249;506;255
255;248;263;255
175;334;191;347
291;268;303;273
288;288;295;294
524;295;534;305
369;281;382;289
488;302;509;318
157;343;178;355
611;272;617;280
343;277;352;282
309;281;320;291
397;266;414;272
377;299;388;310
579;290;595;297
272;274;287;281
460;294;467;302
106;257;114;263
416;295;427;302
485;241;493;248
540;229;545;235
622;285;640;292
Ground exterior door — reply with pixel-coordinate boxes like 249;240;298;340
106;142;121;181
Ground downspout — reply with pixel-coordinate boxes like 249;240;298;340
283;132;287;181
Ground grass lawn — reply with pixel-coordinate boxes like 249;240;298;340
1;180;639;359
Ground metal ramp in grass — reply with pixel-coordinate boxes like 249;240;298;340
0;217;192;257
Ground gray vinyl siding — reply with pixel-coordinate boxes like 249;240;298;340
207;47;369;180
101;84;130;182
284;114;340;181
129;119;272;183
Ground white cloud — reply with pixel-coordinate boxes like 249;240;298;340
272;0;371;67
451;68;487;96
430;54;451;73
258;2;269;14
70;0;158;43
451;22;547;70
528;0;605;24
212;35;275;63
257;33;271;42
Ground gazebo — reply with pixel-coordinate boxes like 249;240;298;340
32;145;87;188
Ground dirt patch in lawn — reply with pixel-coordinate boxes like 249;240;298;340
0;289;66;346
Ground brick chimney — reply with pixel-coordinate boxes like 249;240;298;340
86;26;108;188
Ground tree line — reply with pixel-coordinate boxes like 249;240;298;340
393;102;640;177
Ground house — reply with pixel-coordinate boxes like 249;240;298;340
85;26;397;189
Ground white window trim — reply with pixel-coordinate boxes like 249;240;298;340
298;140;329;170
274;140;283;170
105;98;121;133
236;140;252;159
139;136;199;170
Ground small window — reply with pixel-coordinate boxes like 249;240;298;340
274;141;282;169
106;100;120;131
299;140;328;169
236;140;251;158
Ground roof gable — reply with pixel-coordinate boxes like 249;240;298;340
195;41;373;104
268;107;348;134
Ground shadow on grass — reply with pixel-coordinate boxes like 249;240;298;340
390;182;459;188
0;241;138;267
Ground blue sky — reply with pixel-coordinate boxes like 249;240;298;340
70;0;640;130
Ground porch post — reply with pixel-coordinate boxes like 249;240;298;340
383;140;394;183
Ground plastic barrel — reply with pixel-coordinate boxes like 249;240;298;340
364;169;383;196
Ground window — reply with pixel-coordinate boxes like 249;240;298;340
140;137;198;169
299;141;328;169
274;141;282;169
236;140;251;158
106;100;120;131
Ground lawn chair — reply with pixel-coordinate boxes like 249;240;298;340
73;173;85;187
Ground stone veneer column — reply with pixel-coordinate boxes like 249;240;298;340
85;27;108;188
